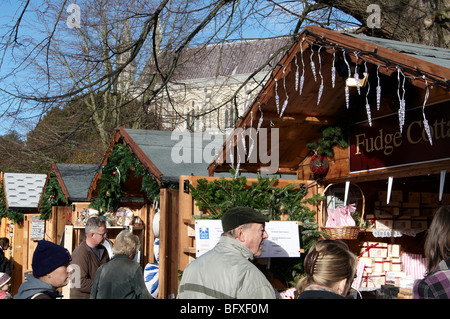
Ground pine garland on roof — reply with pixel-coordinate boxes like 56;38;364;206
90;143;160;213
39;172;68;220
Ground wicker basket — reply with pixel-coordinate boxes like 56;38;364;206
319;183;365;240
320;225;361;240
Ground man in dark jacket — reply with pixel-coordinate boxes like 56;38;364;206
70;217;109;299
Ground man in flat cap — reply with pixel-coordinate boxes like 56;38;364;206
178;207;279;299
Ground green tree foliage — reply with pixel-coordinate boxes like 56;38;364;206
306;126;349;158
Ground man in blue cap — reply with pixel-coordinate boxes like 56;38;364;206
178;206;279;299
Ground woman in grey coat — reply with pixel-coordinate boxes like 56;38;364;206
90;230;152;299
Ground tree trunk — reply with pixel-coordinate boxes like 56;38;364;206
315;0;449;48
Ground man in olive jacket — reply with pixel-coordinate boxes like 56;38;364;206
70;217;109;299
177;207;279;299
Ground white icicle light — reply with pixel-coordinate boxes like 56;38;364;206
331;66;336;89
423;118;433;146
295;54;299;91
275;78;280;114
364;62;372;126
310;49;317;82
345;86;349;108
241;126;247;155
366;102;372;126
354;52;361;95
256;99;263;134
376;65;381;110
317;84;324;105
422;75;432;145
398;102;405;133
248;111;255;160
280;68;288;116
376;85;381;111
397;68;405;133
343;51;351;108
354;72;361;94
317;46;324;105
280;98;288;117
299;38;305;95
299;75;305;95
331;48;336;88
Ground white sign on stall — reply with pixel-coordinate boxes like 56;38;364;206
194;220;300;258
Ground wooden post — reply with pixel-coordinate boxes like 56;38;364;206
62;225;73;299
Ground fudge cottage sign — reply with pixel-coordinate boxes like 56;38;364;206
350;100;450;173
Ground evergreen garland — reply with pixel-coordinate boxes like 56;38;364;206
39;172;68;220
189;169;326;287
306;126;348;158
0;181;24;225
90;143;161;213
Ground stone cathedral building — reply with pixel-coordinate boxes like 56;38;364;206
143;36;292;134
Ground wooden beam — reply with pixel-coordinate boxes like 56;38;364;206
262;112;334;125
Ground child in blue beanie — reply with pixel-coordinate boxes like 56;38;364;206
14;240;73;299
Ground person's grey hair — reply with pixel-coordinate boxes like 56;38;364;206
113;230;140;257
85;217;106;236
222;223;252;238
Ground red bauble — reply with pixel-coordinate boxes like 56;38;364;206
310;154;329;179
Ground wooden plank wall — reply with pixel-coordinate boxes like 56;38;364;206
159;189;179;299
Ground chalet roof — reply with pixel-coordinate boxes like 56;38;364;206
88;128;226;199
120;128;220;182
51;163;98;202
87;127;297;199
3;173;46;210
172;37;292;81
138;36;292;86
208;25;450;176
344;32;450;70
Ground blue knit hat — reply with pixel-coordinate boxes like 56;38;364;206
32;240;72;278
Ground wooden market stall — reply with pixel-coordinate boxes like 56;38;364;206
208;25;450;298
85;127;229;298
38;163;100;249
0;172;47;295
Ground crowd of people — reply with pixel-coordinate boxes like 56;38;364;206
0;206;448;299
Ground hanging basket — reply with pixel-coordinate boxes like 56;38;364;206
319;183;365;240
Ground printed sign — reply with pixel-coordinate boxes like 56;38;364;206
31;215;45;240
349;101;450;173
194;219;300;258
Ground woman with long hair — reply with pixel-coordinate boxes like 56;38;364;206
296;239;357;299
413;206;450;299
